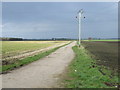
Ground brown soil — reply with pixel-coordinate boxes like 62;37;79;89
82;41;119;73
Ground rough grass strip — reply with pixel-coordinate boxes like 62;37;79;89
65;46;118;88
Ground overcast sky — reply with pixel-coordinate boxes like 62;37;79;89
2;2;118;39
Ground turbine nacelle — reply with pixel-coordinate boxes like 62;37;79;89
76;9;85;19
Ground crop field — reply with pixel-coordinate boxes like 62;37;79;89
82;41;119;73
1;41;69;62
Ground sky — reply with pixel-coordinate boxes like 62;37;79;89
1;2;118;39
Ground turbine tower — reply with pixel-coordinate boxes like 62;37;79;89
76;9;85;47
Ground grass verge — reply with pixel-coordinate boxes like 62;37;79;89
65;45;118;88
83;40;120;41
1;42;71;73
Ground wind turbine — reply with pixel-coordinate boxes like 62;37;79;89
76;9;85;47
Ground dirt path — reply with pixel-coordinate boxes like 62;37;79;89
2;41;76;88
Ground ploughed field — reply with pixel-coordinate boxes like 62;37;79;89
1;41;69;65
82;41;119;72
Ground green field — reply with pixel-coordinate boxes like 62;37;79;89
2;41;69;58
83;39;120;41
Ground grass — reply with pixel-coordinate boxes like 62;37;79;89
1;42;71;73
83;39;120;41
65;46;118;88
2;41;69;58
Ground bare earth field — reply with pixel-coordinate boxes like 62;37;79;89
82;41;119;72
2;42;76;88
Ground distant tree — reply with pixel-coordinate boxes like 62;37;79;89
9;38;23;41
52;38;56;41
88;37;92;41
1;37;23;41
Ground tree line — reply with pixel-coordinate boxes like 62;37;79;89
0;37;23;41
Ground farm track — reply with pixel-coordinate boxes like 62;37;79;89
2;42;69;63
2;41;76;88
